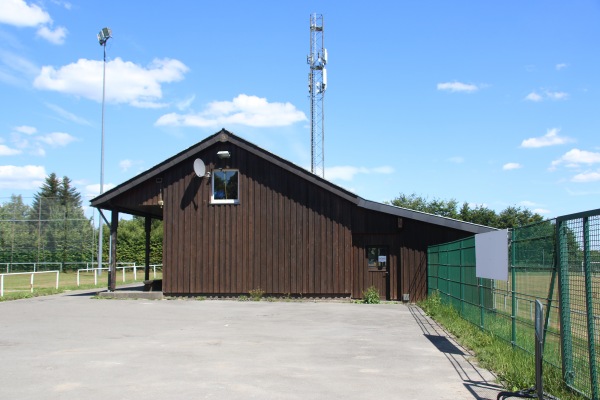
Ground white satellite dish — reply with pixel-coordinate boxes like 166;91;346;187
193;158;206;178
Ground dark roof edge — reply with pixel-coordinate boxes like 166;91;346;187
91;129;359;207
357;199;496;234
90;133;221;207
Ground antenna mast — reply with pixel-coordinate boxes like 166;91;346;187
308;13;327;177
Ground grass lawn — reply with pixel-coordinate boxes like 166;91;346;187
0;268;162;301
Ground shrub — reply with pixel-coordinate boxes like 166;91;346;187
362;286;380;304
249;288;265;301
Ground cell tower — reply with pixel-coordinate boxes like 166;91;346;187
307;13;327;177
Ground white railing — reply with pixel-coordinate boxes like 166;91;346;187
76;264;162;287
0;270;59;297
0;261;138;273
1;262;62;273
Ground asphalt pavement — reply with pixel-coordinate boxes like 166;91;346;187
0;290;503;399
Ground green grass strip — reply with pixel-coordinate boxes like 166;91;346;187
419;293;585;400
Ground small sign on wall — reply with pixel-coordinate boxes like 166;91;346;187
378;255;387;264
475;229;509;281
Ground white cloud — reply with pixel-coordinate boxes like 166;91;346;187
518;201;550;214
546;91;568;100
550;149;600;170
556;63;568;71
6;127;76;155
0;165;46;189
437;81;479;93
35;132;76;147
156;94;307;128
448;156;464;164
572;171;600;183
14;125;37;134
519;200;537;207
176;95;195;111
503;162;522;170
324;165;394;181
521;128;573;148
0;0;51;27
0;144;22;155
45;103;91;125
119;159;143;172
36;25;67;45
85;183;116;197
119;159;133;171
525;92;542;102
533;208;551;215
34;57;189;108
0;49;40;85
524;89;568;102
0;0;67;45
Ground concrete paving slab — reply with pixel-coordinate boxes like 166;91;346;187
0;292;503;399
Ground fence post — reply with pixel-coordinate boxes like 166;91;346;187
479;278;484;329
55;271;59;290
30;273;34;293
583;217;599;399
1;275;4;297
557;219;573;386
511;229;516;348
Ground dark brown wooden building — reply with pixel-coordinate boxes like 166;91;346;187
91;129;492;301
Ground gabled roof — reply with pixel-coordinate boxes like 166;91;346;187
91;129;493;234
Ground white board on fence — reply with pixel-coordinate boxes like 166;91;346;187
475;228;509;281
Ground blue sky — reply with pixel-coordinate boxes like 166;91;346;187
1;0;599;220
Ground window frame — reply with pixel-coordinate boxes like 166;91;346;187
210;169;240;205
366;246;388;272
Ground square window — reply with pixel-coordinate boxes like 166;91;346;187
211;169;239;204
367;246;387;270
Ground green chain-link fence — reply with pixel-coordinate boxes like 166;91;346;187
557;211;600;399
0;197;97;271
428;208;600;399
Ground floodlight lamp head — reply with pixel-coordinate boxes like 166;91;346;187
217;151;231;159
98;27;112;45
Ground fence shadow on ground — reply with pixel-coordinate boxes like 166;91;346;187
409;305;505;400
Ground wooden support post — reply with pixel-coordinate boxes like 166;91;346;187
108;210;118;291
145;216;151;282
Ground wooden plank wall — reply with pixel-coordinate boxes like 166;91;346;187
351;208;473;302
162;144;353;296
398;219;473;302
351;209;400;299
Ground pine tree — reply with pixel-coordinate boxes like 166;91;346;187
27;174;94;266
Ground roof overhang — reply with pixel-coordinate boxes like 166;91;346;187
357;199;495;234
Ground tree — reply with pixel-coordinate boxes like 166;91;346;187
497;206;543;229
59;176;82;207
0;195;35;265
388;192;544;229
101;216;163;265
460;203;498;227
26;174;95;267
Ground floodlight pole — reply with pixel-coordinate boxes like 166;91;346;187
97;28;111;281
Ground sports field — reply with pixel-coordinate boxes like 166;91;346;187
0;267;162;300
